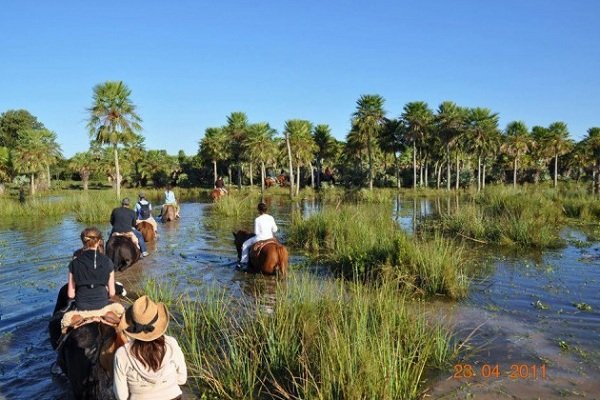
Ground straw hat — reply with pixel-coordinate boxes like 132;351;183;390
119;296;169;341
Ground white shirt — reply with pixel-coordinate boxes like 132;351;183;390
254;214;278;241
164;190;176;204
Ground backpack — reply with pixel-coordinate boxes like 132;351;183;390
138;201;151;219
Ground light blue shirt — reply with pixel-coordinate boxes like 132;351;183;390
164;190;176;204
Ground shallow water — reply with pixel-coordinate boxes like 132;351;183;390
1;197;599;399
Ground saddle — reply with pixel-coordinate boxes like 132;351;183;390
112;231;139;249
251;238;278;257
61;302;125;333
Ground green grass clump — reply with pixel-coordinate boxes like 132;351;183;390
211;190;262;218
289;204;468;298
164;274;455;400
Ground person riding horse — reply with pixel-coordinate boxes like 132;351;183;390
214;176;228;195
111;198;149;257
161;184;180;220
135;192;158;237
238;202;278;269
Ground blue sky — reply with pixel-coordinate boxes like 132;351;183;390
1;0;598;157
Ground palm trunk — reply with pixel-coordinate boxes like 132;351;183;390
212;160;217;185
477;155;482;192
316;158;321;189
114;145;121;199
30;173;35;195
285;132;294;198
368;136;373;190
483;164;487;189
395;153;400;189
413;142;417;189
228;166;232;186
47;164;51;190
237;164;242;190
437;162;442;189
424;158;429;188
296;164;301;196
419;149;424;187
82;171;90;191
554;153;558;188
513;157;518;188
310;162;315;188
446;144;451;190
249;163;254;187
455;153;460;190
261;161;265;193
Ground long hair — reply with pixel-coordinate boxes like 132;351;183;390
130;335;166;372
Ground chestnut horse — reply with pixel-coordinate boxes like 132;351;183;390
136;220;156;242
233;230;288;277
162;204;177;222
106;235;140;271
265;177;277;188
210;188;225;202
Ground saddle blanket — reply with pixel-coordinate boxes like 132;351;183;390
61;302;125;333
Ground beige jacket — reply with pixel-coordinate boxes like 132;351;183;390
113;335;187;400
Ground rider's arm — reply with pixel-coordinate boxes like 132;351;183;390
67;272;76;299
108;271;116;297
271;216;278;234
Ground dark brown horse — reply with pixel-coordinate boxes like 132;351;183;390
210;188;225;202
136;220;156;242
162;204;177;222
233;230;288;277
106;235;140;271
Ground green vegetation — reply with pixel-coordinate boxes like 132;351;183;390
289;204;469;299
148;274;456;400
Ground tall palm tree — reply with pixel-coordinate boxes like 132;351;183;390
87;81;142;199
246;122;277;192
285;119;315;196
544;122;572;188
225;112;249;189
502;121;531;188
401;101;434;189
435;101;467;190
353;95;386;190
37;129;62;189
68;151;95;190
11;129;48;194
467;108;499;191
199;127;229;185
581;127;600;194
378;118;405;189
313;124;336;188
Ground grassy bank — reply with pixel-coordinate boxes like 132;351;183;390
145;274;455;400
289;204;469;299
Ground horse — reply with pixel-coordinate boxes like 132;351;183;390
136;220;156;242
265;177;277;188
233;230;288;277
106;235;140;271
49;285;123;400
210;188;225;202
276;174;288;187
162;204;177;222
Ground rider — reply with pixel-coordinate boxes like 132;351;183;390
67;227;116;311
162;184;180;219
214;176;227;194
135;192;158;235
238;202;278;267
110;198;149;257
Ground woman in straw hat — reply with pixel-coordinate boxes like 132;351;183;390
114;296;187;400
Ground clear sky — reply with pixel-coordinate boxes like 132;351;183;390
1;0;598;157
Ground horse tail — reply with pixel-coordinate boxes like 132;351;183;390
276;244;288;278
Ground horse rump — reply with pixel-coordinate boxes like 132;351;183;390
106;235;140;271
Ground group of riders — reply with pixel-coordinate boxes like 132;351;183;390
49;181;286;398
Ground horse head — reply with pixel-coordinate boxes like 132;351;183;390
232;230;254;261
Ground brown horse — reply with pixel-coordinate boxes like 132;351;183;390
162;204;177;222
265;177;277;188
136;220;156;242
210;188;225;202
276;174;288;187
233;230;288;277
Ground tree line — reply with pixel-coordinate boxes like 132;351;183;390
1;82;599;197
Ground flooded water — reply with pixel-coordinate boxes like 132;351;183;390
1;196;599;399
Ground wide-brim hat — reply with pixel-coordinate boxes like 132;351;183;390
118;295;169;341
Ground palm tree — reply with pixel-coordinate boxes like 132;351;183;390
68;151;95;190
353;95;386;190
199;127;229;185
87;81;142;199
435;101;467;190
544;122;572;188
379;118;405;189
224;112;249;189
246;122;277;192
502;121;531;188
313;124;336;188
581;127;600;194
284;119;315;196
11;129;48;194
401;101;434;189
467;108;499;191
37;129;62;189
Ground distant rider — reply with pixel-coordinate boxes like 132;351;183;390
110;198;149;257
162;184;180;219
238;202;278;267
214;176;228;194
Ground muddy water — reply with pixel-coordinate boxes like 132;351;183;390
1;197;600;399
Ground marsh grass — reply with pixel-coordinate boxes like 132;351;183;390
212;190;262;218
289;204;468;298
156;273;455;400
